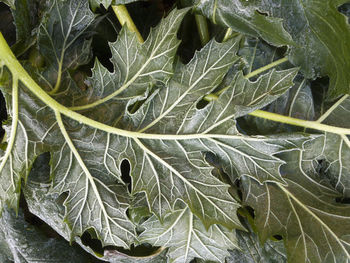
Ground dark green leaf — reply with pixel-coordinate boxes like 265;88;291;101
195;0;350;98
242;136;350;262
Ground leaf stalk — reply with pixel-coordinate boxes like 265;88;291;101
112;5;144;43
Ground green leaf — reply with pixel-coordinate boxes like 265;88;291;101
195;0;350;98
0;206;98;263
194;0;294;47
70;7;188;114
0;4;306;260
10;0;45;55
37;0;95;94
242;136;350;262
227;229;287;263
316;95;350;198
140;207;238;263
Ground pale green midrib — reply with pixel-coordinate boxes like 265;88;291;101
0;77;18;177
184;209;193;262
48;3;77;95
69;13;180;111
55;110;134;245
1;33;350;138
278;183;350;258
249;110;350;135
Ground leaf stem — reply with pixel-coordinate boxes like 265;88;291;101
1;32;350;137
112;5;144;43
204;56;289;100
194;14;210;46
222;28;232;42
244;57;289;79
249;110;350;135
0;77;18;175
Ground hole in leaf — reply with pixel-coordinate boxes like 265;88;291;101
127;98;147;114
243;205;255;220
204;152;220;168
335;197;350;204
256;10;269;16
273;235;283;241
109;243;161;257
234;179;243;201
28;152;51;183
56;192;69;208
195;97;210;110
81;228;104;255
120;159;132;193
0;91;7;140
338;3;350;23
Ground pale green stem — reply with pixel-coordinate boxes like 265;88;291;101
0;77;18;175
244;57;289;79
112;5;144;43
223;28;233;42
204;56;289;100
1;32;350;136
49;61;63;95
194;14;210;46
249;110;350;135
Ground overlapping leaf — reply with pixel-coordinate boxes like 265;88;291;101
194;0;294;47
140;207;237;263
228;228;287;263
195;0;350;98
242;137;350;262
0;206;97;263
316;95;350;198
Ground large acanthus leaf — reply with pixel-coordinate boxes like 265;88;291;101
70;7;188;120
195;0;350;98
193;0;294;47
242;136;350;262
139;207;238;263
0;205;98;263
315;95;350;198
0;6;303;249
104;37;302;226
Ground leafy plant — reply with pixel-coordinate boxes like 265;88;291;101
0;0;350;262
